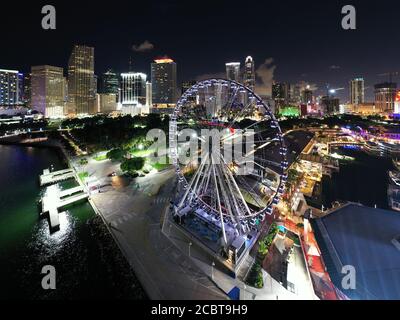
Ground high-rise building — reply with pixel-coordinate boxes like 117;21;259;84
301;88;313;104
100;69;119;95
289;84;301;104
95;93;117;114
225;62;241;82
146;81;152;108
350;78;365;105
272;82;290;112
0;69;22;106
23;73;31;106
67;45;95;115
151;58;177;105
120;72;147;115
374;82;397;113
321;95;340;115
243;56;255;90
31;65;65;118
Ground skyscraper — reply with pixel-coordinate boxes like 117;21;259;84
243;56;255;90
67;45;95;115
350;78;365;105
225;62;241;82
321;95;340;115
151;58;177;105
272;82;290;112
374;82;397;113
100;69;119;95
23;73;31;106
146;81;152;108
120;72;147;115
31;65;65;118
0;69;21;106
301;87;313;104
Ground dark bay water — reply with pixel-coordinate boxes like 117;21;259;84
322;147;394;210
0;145;146;300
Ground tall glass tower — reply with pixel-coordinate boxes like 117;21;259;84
151;58;177;105
243;56;255;90
350;78;365;105
225;62;241;82
0;69;21;106
67;45;95;115
31;65;65;118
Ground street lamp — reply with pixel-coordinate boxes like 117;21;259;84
211;262;215;280
189;242;192;257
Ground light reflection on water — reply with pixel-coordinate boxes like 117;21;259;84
38;211;74;250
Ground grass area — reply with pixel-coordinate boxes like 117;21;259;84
258;223;279;258
78;172;89;182
148;155;172;171
152;161;172;171
131;148;156;158
93;154;107;161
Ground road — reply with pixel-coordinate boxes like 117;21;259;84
86;159;227;300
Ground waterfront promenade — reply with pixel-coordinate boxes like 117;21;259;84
79;156;227;300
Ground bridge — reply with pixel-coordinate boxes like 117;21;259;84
41;184;88;231
39;168;75;186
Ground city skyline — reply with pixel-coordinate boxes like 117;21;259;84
2;0;400;304
2;1;400;102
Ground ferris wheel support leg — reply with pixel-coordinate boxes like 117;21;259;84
212;158;228;247
178;153;208;208
220;155;253;217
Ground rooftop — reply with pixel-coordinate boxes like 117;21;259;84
311;203;400;300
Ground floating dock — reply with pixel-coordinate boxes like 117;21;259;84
41;184;89;231
39;168;75;186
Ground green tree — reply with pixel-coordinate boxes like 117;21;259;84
121;157;145;174
106;148;125;161
79;158;88;166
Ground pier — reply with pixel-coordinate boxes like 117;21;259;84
41;184;89;231
39;168;76;186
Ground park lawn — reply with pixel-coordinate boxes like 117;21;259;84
78;172;89;182
150;156;172;171
131;148;156;157
93;154;107;161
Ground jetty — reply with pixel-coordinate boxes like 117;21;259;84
41;184;89;231
39;168;75;186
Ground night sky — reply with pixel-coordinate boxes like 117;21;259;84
2;0;400;101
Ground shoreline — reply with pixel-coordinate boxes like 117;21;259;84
0;136;148;299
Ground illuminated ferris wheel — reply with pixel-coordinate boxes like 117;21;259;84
169;79;287;238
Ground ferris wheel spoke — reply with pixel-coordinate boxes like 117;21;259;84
219;154;253;216
214;163;236;222
226;99;256;129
